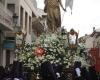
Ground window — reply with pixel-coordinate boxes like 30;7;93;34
25;12;28;32
7;4;15;13
29;16;31;34
20;6;23;28
0;31;3;65
0;31;2;65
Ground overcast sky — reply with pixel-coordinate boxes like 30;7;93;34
36;0;100;37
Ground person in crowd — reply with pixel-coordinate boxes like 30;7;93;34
0;66;5;80
81;66;91;80
5;64;13;79
73;61;83;80
40;61;58;80
11;61;23;80
88;66;98;80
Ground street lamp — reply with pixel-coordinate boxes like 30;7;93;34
13;13;24;60
13;13;19;60
13;13;22;32
13;13;18;31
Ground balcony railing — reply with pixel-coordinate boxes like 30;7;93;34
0;2;13;30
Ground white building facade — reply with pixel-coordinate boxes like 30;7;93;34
6;0;38;43
85;28;100;49
0;0;14;67
0;0;40;67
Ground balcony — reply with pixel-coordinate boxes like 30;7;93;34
0;2;13;31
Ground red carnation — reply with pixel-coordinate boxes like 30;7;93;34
35;47;44;56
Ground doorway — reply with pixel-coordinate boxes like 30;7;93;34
6;50;10;66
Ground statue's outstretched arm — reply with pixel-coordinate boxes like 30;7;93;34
58;0;66;11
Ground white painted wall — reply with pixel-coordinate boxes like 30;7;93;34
85;34;100;49
85;37;94;49
94;36;100;47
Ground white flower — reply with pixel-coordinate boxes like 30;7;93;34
28;58;31;62
49;49;53;51
32;60;36;64
55;60;59;63
73;55;89;67
31;66;34;70
66;65;69;68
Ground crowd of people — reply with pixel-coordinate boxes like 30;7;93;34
0;61;23;80
0;61;100;80
40;61;100;80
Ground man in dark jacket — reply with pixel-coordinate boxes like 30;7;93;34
40;61;58;80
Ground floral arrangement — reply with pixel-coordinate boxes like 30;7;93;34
18;32;90;70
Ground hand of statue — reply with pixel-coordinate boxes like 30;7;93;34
63;8;66;12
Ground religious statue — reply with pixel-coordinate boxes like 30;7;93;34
68;29;78;50
44;0;66;32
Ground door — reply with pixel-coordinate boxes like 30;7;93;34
6;50;10;66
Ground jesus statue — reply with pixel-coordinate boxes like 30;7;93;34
44;0;66;32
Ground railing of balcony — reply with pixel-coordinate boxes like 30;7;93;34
0;2;13;30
